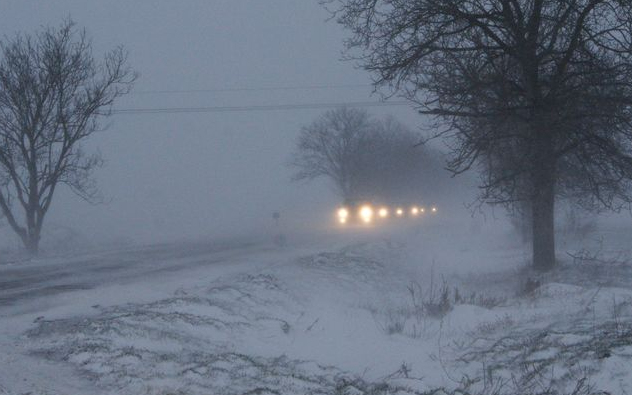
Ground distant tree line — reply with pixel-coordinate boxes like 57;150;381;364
290;107;449;205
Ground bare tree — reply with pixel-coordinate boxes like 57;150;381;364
290;107;375;201
0;20;136;254
355;115;448;203
290;107;447;203
327;0;632;270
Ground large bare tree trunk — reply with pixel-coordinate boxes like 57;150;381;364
532;177;555;270
531;133;556;270
22;209;41;254
23;235;40;255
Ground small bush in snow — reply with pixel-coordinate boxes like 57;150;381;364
408;279;507;319
369;278;509;339
409;279;452;319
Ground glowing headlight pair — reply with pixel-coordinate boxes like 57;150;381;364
360;205;393;222
395;206;431;217
338;205;380;224
337;208;349;224
378;207;389;218
411;206;438;215
359;205;373;223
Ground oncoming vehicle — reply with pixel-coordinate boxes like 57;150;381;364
335;200;437;226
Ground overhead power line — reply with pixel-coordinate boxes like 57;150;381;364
112;100;412;115
132;83;373;95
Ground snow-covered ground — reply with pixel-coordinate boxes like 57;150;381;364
1;218;631;394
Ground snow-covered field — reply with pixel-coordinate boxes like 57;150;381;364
1;219;632;395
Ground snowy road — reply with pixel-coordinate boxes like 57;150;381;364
0;236;341;395
0;238;298;311
1;225;631;395
2;232;425;395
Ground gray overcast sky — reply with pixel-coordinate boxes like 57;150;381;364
0;1;426;248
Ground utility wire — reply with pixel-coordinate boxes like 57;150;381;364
113;100;411;115
132;83;374;95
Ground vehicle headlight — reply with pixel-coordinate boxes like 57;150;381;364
411;206;419;216
431;206;437;213
378;207;389;218
359;205;373;223
396;208;404;217
337;208;349;223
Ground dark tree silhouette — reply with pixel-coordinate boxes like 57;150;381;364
0;20;136;254
353;115;448;203
327;0;632;270
290;107;444;203
290;107;374;201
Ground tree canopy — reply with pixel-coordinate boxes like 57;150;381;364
0;20;136;253
290;107;447;204
327;0;632;269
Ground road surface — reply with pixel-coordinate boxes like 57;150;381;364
0;238;284;309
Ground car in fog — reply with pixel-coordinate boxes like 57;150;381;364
336;199;437;225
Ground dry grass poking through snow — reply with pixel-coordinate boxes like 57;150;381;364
21;241;632;395
441;279;632;395
24;270;428;395
365;277;507;339
361;246;632;395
